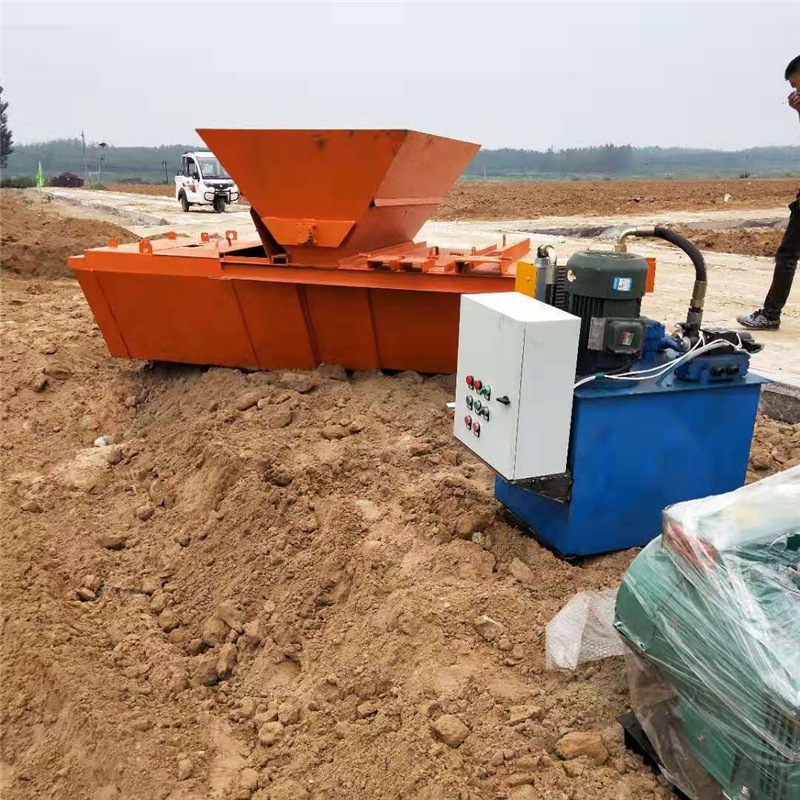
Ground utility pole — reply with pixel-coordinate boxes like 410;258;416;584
98;141;107;185
81;130;88;185
162;159;168;184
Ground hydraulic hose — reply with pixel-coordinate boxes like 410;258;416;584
651;225;707;283
616;225;707;332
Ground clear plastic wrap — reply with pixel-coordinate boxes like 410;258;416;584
615;465;800;800
545;589;624;670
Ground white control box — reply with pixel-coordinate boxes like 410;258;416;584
453;292;580;481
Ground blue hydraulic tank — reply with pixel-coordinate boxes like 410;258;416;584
495;371;767;557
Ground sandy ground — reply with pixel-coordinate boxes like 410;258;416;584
436;178;799;221
2;187;800;800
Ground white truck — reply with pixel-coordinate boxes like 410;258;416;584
175;151;239;213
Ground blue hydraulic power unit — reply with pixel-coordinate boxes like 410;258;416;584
495;370;766;557
456;229;768;558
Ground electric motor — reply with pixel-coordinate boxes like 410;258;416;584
560;250;649;373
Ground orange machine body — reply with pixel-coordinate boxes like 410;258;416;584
69;129;530;373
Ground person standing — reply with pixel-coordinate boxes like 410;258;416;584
737;55;800;331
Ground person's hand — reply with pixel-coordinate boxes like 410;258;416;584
789;90;800;115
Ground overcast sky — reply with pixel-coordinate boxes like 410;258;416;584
2;1;799;151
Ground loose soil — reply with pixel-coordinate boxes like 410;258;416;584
1;188;798;800
433;178;799;221
671;225;784;258
1;191;139;279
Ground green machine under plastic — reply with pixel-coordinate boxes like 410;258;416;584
614;465;800;800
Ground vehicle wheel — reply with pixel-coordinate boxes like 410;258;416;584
179;192;190;212
213;196;226;214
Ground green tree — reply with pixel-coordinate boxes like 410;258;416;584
0;86;13;170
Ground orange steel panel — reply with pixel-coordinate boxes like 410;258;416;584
645;257;657;293
72;265;130;358
303;286;380;371
374;130;478;203
94;272;258;368
369;289;462;373
219;257;516;293
262;217;355;248
373;197;442;207
198;129;404;223
196;129;478;258
71;252;517;371
83;247;224;276
514;260;539;299
232;281;317;370
70;230;523;372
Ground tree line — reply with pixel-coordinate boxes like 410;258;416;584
4;136;800;183
4;138;196;183
465;143;800;179
0;86;12;170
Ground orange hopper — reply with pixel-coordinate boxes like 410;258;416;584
69;129;530;373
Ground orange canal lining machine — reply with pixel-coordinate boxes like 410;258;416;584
69;129;536;374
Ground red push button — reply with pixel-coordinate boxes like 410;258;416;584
474;379;483;391
472;421;481;437
466;375;474;388
464;415;472;428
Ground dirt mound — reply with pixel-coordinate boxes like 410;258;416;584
747;415;800;480
434;178;799;221
671;225;784;258
2;275;797;800
0;190;139;279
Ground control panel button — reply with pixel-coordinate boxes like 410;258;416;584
474;399;482;412
466;396;473;410
464;415;472;429
466;375;474;389
472;421;481;437
481;407;490;421
474;379;483;391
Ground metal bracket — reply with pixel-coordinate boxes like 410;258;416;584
511;471;573;503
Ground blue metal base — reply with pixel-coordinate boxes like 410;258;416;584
495;371;767;557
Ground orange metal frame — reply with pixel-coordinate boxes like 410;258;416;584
69;129;533;373
69;235;526;374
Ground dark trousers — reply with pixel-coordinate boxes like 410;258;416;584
764;191;800;319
